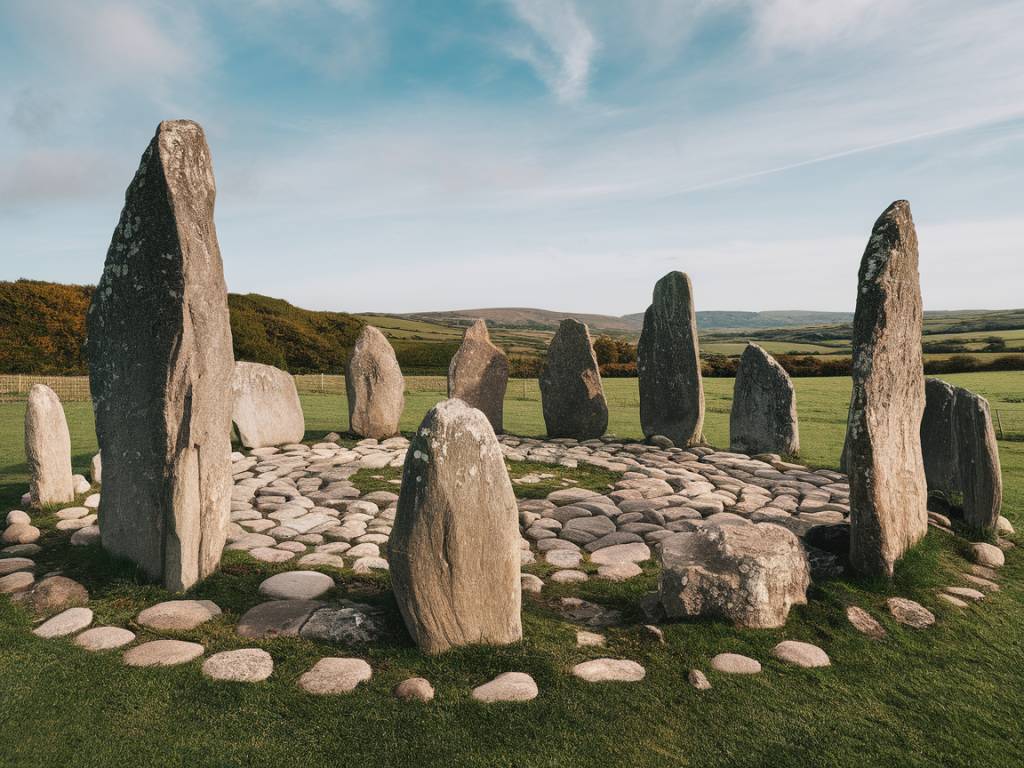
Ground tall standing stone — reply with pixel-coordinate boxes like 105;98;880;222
389;399;522;654
24;384;74;507
231;361;305;448
539;319;608;439
345;326;404;439
86;120;233;592
637;272;704;446
447;319;509;433
729;343;799;455
846;200;927;578
921;378;1002;534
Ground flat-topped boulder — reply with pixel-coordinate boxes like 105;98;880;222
345;326;404;440
638;272;704;447
730;343;799;456
24;384;75;507
540;319;608;440
846;200;928;578
87;119;233;592
231;362;305;448
448;319;509;432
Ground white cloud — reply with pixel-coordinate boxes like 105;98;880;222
504;0;598;102
745;0;912;51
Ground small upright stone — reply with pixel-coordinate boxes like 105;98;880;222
539;319;608;440
24;384;74;507
345;326;404;439
846;201;927;578
390;400;522;654
231;362;305;448
448;319;509;433
87;120;233;592
638;272;704;447
730;343;799;456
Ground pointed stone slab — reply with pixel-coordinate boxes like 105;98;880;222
539;319;608;440
86;120;233;592
390;399;522;654
24;384;74;507
345;326;404;439
846;201;927;578
730;343;799;456
231;362;305;448
638;272;704;447
448;319;509;433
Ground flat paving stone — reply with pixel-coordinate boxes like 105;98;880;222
471;672;539;702
298;657;372;694
710;653;762;674
0;557;34;576
202;649;274;683
258;571;335;601
845;605;886;640
137;600;219;631
0;571;34;593
550;569;588;584
249;547;295;563
393;677;435;702
968;542;1004;568
772;640;830;668
943;586;985;602
589;543;651;565
886;597;936;629
576;631;605;647
124;640;205;667
237;600;325;639
74;626;136;651
571;658;646;683
545;549;582;568
596;562;642;581
33;607;93;638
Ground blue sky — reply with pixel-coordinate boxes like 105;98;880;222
1;0;1022;314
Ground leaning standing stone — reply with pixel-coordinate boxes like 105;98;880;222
24;384;74;507
447;319;509;433
846;201;927;578
231;361;305;448
390;399;522;654
539;319;608;440
345;326;404;439
729;343;799;455
86;120;233;592
637;271;704;447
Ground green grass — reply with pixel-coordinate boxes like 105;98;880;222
1;373;1022;767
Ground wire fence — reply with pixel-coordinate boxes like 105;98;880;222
0;375;92;403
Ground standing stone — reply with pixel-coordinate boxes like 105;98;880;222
86;120;233;593
390;399;522;654
231;361;305;448
846;200;927;578
539;319;607;440
638;272;704;447
447;319;509;433
24;384;74;507
729;343;799;455
344;326;404;439
920;378;1002;534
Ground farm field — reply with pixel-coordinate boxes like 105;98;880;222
0;372;1022;767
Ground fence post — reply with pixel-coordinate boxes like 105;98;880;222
320;373;324;394
995;409;1003;440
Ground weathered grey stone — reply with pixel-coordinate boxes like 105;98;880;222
471;672;538;702
846;201;927;578
921;378;1002;534
659;524;809;629
236;599;324;638
390;399;521;654
231;362;305;448
300;603;386;644
637;272;703;447
730;343;799;456
447;319;509;433
298;657;372;695
202;648;274;683
91;452;102;485
15;575;88;615
87;120;233;592
539;319;607;440
24;384;74;507
345;326;404;440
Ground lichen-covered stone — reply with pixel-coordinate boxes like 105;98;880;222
24;384;74;507
730;343;799;455
447;319;509;432
846;201;927;578
86;120;233;592
390;399;522;654
539;319;607;439
345;326;404;439
658;524;809;629
638;272;704;447
921;378;1002;534
231;362;305;448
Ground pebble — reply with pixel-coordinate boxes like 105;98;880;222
1;523;40;545
258;571;335;601
886;597;935;629
845;605;886;640
571;658;646;683
137;600;219;631
74;626;136;651
520;573;544;594
33;607;93;638
393;677;435;702
772;640;830;668
298;657;372;695
471;672;539;702
710;653;761;674
202;649;274;683
689;669;711;690
124;640;205;667
968;542;1005;568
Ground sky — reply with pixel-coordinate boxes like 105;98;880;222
0;0;1022;315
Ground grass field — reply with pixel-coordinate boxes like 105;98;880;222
1;374;1022;768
